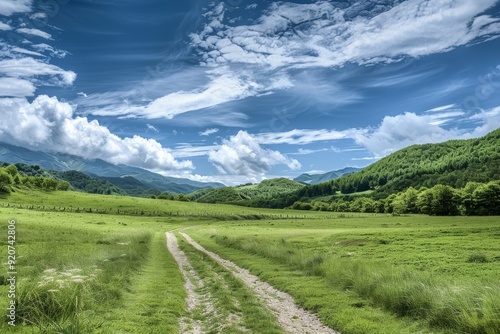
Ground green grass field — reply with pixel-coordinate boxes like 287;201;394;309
1;190;499;333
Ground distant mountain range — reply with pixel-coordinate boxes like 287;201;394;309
294;167;361;184
0;142;224;194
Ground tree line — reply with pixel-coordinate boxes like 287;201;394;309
292;180;500;216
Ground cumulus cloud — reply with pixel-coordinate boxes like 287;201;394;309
0;96;193;171
208;130;301;176
0;0;32;16
351;112;475;156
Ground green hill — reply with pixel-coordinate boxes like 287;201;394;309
50;170;125;195
328;128;500;198
193;178;304;207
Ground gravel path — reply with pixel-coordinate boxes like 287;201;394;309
180;232;339;334
166;232;204;334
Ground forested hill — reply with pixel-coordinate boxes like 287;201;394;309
326;128;500;198
189;178;304;206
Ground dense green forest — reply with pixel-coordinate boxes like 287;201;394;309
190;178;304;206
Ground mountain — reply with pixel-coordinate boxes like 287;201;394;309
0;142;224;194
294;167;361;184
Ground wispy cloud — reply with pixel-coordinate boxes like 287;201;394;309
199;128;219;136
146;124;159;133
77;0;500;121
426;104;457;112
0;58;76;89
16;28;52;40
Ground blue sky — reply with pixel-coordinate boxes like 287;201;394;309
1;0;500;185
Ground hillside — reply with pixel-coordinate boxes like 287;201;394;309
50;170;125;195
192;178;304;207
327;128;500;198
0;142;224;193
294;167;361;184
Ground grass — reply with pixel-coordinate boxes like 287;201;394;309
92;232;186;333
188;216;500;334
0;190;499;333
0;208;186;333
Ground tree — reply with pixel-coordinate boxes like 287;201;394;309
429;185;460;216
57;180;71;191
5;165;19;177
42;178;59;191
0;169;13;193
472;181;500;215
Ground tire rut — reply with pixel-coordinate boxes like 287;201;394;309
180;232;339;334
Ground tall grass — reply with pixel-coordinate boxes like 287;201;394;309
214;235;500;333
6;228;153;332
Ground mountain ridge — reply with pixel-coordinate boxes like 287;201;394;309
0;141;224;194
294;167;361;184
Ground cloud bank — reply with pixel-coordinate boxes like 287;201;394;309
0;96;193;171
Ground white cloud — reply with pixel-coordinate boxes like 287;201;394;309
0;0;32;16
193;0;500;69
146;124;159;133
16;28;52;40
199;128;219;136
0;77;36;97
0;21;12;30
143;71;261;119
426;104;457;112
12;47;44;57
352;112;467;156
172;144;219;158
32;43;69;58
0;96;193;171
255;128;363;145
469;106;500;135
209;130;301;176
0;58;76;86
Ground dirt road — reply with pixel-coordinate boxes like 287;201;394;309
167;230;338;334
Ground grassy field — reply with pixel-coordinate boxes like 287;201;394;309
1;190;499;333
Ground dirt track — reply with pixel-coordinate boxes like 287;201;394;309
169;231;338;334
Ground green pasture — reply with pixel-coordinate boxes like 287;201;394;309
0;190;499;333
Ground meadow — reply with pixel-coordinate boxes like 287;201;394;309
0;189;499;333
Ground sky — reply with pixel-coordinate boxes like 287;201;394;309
1;0;500;185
